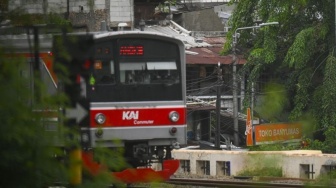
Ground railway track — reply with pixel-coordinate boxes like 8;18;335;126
166;177;336;188
48;177;336;187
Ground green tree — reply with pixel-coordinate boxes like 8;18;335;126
224;0;336;152
0;44;126;188
0;48;67;187
0;6;126;188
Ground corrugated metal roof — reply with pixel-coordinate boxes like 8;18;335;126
202;37;226;45
143;24;212;49
139;21;246;65
186;47;246;65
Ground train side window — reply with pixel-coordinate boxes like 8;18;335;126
110;60;115;74
94;60;115;84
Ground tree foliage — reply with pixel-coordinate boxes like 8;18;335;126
0;48;67;187
0;6;126;187
224;0;336;151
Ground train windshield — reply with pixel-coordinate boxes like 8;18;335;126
55;34;184;102
120;61;179;84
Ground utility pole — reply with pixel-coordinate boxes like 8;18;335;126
232;22;279;147
232;37;239;146
215;62;222;149
251;82;255;145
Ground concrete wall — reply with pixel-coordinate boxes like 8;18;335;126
110;0;133;28
173;149;336;179
182;8;224;31
8;0;107;13
8;0;133;30
283;153;336;179
9;0;87;14
68;9;108;32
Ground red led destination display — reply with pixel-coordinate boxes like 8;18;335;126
120;45;144;56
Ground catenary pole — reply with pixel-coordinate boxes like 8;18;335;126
215;62;222;149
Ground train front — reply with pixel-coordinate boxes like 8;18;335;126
54;32;187;183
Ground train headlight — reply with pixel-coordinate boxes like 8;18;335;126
95;113;106;124
169;111;180;122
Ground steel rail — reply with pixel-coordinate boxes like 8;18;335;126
167;177;334;188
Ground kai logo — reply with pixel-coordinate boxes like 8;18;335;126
122;111;139;120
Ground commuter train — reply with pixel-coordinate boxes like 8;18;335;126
1;30;187;183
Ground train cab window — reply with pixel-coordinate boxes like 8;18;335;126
93;60;115;84
147;62;179;84
120;62;147;84
119;61;179;84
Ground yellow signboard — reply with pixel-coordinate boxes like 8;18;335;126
254;123;302;145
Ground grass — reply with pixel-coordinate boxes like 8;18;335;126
237;166;282;177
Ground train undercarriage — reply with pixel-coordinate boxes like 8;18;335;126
81;142;180;184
